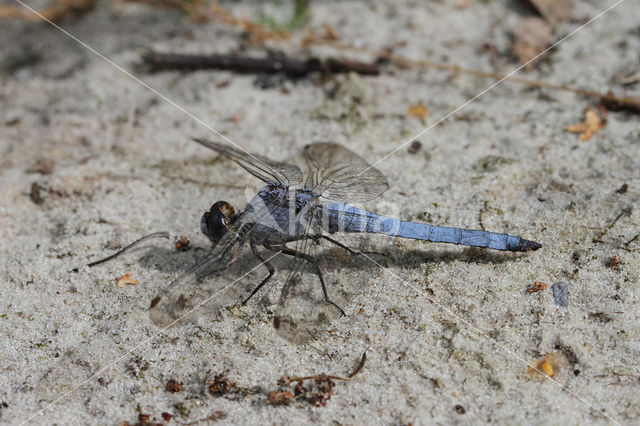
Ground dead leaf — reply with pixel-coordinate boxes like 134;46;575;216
407;103;430;119
527;281;548;293
115;273;139;287
527;0;574;24
511;17;552;70
527;352;568;380
567;109;604;141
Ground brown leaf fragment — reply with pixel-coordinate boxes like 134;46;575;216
294;381;306;396
207;374;236;396
511;17;552;70
311;375;335;406
175;235;191;251
527;281;548;293
277;375;291;387
165;379;183;393
527;0;574;24
567;108;604;141
540;360;554;377
407;103;430;119
115;273;139;287
527;352;568;380
606;256;621;269
267;390;295;405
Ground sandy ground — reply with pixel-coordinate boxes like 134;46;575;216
1;0;639;424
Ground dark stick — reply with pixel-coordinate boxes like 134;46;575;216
87;231;170;267
143;51;380;77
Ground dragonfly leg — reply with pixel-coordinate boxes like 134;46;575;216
312;257;346;317
242;240;275;305
264;243;346;317
310;234;388;257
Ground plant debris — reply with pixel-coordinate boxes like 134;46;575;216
526;0;574;24
527;352;568;380
207;374;236;396
510;17;552;70
119;413;162;426
0;0;97;22
567;108;605;141
606;256;622;269
165;379;183;393
321;23;340;41
267;352;367;407
87;232;170;267
115;273;139;287
175;235;191;252
600;92;640;114
407;103;430;119
527;281;548;293
143;51;380;77
267;389;296;405
615;183;628;194
173;2;640;112
269;375;336;407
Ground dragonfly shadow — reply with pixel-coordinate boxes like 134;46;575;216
392;246;531;267
137;245;212;275
133;239;532;344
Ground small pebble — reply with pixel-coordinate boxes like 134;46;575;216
408;140;422;154
552;282;569;307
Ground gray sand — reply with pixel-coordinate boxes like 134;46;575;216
1;1;639;424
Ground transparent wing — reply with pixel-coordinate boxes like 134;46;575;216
193;138;303;187
272;206;374;344
303;143;389;203
149;196;273;328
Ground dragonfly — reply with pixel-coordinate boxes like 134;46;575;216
149;139;541;342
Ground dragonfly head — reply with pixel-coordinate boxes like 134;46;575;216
201;201;236;245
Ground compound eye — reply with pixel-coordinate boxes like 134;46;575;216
201;201;236;244
212;201;235;220
200;212;210;235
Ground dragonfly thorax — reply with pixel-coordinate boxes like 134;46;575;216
201;201;237;245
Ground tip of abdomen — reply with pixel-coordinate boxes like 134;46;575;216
506;235;542;252
521;239;542;252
